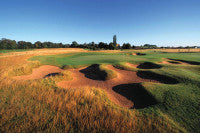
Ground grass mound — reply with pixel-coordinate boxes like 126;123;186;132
99;64;117;80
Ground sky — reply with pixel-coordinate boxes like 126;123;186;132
0;0;200;46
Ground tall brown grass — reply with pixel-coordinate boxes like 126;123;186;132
124;48;200;53
0;48;86;57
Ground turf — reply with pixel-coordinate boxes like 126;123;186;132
29;51;200;68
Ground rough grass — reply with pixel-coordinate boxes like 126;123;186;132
8;61;41;76
0;48;200;132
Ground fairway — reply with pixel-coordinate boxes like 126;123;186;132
29;51;200;67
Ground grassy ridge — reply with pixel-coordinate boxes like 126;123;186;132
99;64;117;80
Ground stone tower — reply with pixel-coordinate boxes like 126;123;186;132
113;35;117;46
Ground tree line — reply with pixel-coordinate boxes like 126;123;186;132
0;38;160;50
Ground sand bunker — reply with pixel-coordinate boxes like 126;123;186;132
13;65;63;80
126;63;138;68
129;53;137;55
57;65;160;108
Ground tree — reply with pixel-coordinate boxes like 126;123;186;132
109;42;115;50
132;45;136;49
0;39;17;49
122;43;131;49
143;44;157;49
58;43;63;48
0;39;7;49
26;42;33;48
98;42;108;49
43;42;52;48
34;41;43;48
18;41;33;49
71;41;79;48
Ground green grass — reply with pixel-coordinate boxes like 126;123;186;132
29;51;200;68
140;64;200;132
29;52;157;67
0;49;34;53
147;51;200;62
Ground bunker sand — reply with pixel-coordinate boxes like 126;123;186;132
125;62;138;68
57;65;159;108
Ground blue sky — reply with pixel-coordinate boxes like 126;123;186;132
0;0;200;46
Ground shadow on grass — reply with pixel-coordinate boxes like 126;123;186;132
137;71;179;84
44;73;60;78
137;62;162;69
136;53;146;56
168;61;181;64
113;83;158;109
168;59;200;65
80;64;107;81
